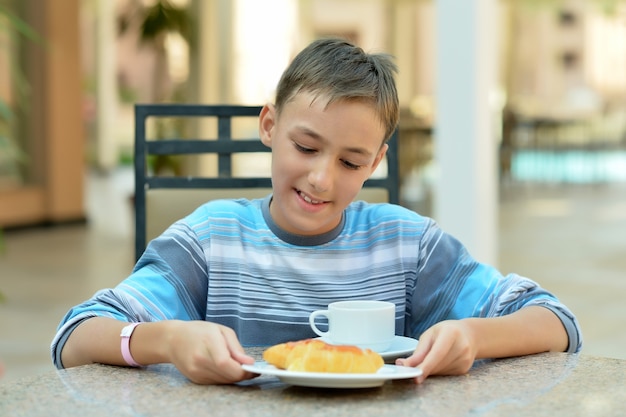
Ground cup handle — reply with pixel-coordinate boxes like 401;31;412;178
309;310;330;337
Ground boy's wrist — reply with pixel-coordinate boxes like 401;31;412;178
132;320;180;365
121;322;144;366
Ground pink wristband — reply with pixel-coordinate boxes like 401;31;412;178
120;322;143;367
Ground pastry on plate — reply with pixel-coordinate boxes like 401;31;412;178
263;338;384;373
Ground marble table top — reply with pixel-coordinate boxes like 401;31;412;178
1;351;625;417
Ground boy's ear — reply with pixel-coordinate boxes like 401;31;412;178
259;104;276;147
369;143;388;177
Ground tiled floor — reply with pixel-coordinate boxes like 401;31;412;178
1;167;625;383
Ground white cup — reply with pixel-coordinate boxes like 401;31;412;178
309;300;395;352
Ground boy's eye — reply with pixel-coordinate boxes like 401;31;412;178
341;160;361;170
293;141;361;170
294;142;315;154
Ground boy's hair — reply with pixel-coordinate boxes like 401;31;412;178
275;38;399;143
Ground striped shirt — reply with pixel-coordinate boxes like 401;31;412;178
51;195;582;368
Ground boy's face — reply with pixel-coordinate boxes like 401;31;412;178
259;92;388;236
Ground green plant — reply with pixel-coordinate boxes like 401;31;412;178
1;5;27;183
121;0;193;175
0;2;41;266
119;0;192;103
0;3;41;184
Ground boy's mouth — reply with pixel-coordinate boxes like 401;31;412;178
297;190;326;205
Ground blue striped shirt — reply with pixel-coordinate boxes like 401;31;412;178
51;195;582;368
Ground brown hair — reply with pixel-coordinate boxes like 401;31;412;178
274;38;399;142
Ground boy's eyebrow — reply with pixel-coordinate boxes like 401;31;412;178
295;125;374;157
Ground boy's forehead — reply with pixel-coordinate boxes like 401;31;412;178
279;91;386;145
283;89;375;113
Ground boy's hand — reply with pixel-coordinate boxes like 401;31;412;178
396;306;570;384
395;320;477;384
165;320;256;385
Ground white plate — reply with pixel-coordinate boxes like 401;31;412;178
316;335;418;361
242;362;422;388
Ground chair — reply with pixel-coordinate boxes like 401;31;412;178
134;103;400;261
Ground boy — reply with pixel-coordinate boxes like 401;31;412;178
52;38;581;385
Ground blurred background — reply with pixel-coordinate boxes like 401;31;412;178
1;0;625;383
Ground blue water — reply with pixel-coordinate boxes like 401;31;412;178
511;150;626;183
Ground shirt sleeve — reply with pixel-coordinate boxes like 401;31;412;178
408;219;582;353
50;219;209;369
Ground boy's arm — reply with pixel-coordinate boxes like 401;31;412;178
60;317;168;368
61;316;255;384
53;216;254;384
398;305;568;383
402;219;580;382
467;305;569;358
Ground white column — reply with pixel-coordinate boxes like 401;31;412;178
434;0;498;266
233;0;298;105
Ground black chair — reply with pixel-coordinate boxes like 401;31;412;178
134;103;400;261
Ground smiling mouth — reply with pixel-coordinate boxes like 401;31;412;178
297;190;326;205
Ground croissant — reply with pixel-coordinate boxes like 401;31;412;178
263;339;384;373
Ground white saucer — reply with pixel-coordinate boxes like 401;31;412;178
315;336;418;361
378;335;419;361
242;362;422;389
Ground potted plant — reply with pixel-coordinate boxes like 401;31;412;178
0;4;34;194
0;3;41;303
118;0;193;175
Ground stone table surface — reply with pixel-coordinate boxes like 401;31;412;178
1;350;625;417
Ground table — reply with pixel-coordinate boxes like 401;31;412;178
1;350;625;417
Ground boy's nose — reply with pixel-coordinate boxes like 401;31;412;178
308;159;334;192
